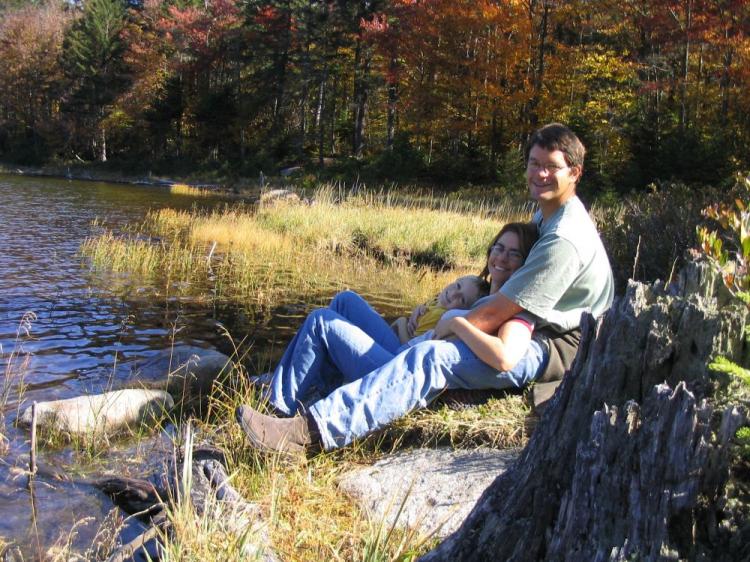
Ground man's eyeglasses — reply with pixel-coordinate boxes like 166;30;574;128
490;243;524;261
527;159;569;174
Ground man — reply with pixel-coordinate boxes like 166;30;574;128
237;122;614;454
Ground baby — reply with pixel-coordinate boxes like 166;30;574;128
391;275;490;344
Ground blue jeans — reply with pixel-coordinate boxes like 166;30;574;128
267;291;547;450
268;290;403;414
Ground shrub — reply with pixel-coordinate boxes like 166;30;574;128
596;180;730;292
364;133;426;181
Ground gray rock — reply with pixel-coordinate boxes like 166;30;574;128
124;346;231;410
279;166;303;177
18;389;173;437
338;447;519;539
258;188;300;205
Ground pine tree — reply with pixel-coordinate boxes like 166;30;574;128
60;0;129;162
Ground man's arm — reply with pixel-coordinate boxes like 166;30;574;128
433;292;522;338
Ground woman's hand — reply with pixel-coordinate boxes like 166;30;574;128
406;304;427;338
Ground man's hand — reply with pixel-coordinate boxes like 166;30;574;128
465;292;523;333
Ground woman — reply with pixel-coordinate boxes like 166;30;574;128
238;222;542;453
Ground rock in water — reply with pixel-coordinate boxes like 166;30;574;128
124;346;231;411
18;389;173;437
339;448;520;539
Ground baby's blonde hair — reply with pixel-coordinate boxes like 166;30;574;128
463;274;491;301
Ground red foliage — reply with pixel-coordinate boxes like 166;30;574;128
159;0;242;70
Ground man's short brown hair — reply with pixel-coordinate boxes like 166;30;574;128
526;123;586;171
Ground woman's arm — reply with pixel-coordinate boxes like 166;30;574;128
447;316;532;372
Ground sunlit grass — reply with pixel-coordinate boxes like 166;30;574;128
255;184;525;269
384;395;532;450
169;183;217;197
83;202;479;314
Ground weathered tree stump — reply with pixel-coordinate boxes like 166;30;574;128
422;260;748;561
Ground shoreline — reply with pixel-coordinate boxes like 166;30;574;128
0;162;248;195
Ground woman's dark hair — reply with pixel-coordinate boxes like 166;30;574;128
480;222;539;281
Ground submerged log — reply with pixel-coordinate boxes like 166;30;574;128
423;260;748;561
96;445;275;562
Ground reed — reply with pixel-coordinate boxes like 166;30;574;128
169;183;217;197
1;312;34;450
80;231;213;298
255;184;523;269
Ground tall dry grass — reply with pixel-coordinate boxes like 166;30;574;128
255;184;525;269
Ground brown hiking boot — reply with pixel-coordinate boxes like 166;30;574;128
235;405;320;457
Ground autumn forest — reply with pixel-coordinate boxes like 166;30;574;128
1;0;749;194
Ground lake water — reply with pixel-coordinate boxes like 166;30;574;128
0;175;267;558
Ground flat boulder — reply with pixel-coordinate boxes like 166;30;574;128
123;346;231;409
18;389;173;437
338;447;519;539
259;188;300;205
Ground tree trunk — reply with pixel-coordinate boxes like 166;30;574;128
422;260;748;561
317;67;327;169
100;124;107;163
720;31;733;126
680;0;693;131
386;57;398;150
271;1;292;136
525;0;550;129
352;38;370;158
329;74;338;155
